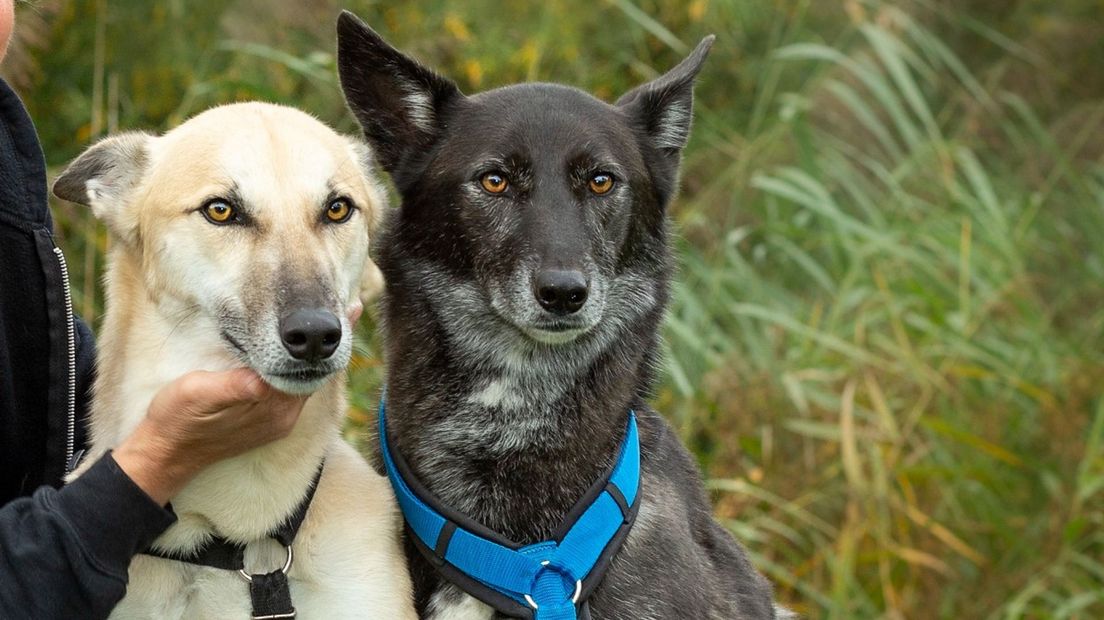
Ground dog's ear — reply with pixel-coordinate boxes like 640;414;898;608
616;36;715;153
337;11;462;174
53;132;152;242
346;139;388;304
359;259;385;304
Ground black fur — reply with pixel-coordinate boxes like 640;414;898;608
338;11;781;619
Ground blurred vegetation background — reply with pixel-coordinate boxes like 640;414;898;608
5;0;1104;617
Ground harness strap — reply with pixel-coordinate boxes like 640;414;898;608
248;570;297;620
144;534;247;571
143;464;324;620
380;399;641;619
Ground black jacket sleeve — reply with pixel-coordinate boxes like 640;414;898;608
0;454;177;619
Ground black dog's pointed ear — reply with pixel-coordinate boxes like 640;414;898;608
337;11;462;173
616;36;715;153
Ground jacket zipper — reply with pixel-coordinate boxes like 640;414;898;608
53;246;77;471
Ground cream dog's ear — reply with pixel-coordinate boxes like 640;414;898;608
359;258;385;304
53;132;153;244
346;138;388;305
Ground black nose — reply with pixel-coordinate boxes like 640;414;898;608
279;309;342;361
534;270;589;315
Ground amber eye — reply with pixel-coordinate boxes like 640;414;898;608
480;172;509;194
325;198;353;223
203;200;236;224
589;173;614;195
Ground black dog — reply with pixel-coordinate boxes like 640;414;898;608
337;11;785;619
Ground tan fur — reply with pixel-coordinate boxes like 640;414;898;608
63;103;414;619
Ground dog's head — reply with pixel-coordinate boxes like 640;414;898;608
337;12;711;348
54;103;386;394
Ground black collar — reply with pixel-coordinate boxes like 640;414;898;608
143;463;324;619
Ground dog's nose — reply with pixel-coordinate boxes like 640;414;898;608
533;270;589;315
279;309;342;361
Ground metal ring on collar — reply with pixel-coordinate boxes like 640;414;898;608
523;561;582;610
238;545;293;582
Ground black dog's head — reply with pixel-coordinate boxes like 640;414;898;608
337;11;711;349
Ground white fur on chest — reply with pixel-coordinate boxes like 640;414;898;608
86;307;414;618
467;377;527;411
107;444;415;619
427;588;495;620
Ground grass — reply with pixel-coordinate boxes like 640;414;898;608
663;3;1104;617
9;0;1104;617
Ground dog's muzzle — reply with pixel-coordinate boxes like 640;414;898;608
533;269;589;316
279;308;342;362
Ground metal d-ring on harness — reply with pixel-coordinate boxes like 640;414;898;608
379;398;642;620
142;465;324;620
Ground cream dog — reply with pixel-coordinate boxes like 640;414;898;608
54;102;412;619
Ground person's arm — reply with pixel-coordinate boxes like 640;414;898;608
0;368;306;619
0;453;174;618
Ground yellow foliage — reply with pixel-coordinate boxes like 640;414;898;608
444;14;472;43
463;59;484;88
689;0;709;22
516;40;540;73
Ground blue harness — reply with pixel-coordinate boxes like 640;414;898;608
378;400;641;620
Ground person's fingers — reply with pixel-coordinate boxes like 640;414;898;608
175;368;270;411
347;300;364;324
236;370;270;400
233;392;305;441
271;398;305;437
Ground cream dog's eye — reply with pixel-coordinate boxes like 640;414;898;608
325;198;354;223
202;200;236;225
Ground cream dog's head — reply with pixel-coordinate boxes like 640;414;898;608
54;102;385;394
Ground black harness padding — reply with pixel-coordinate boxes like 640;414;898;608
143;465;324;619
248;571;296;620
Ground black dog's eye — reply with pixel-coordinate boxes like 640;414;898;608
325;198;354;224
588;173;615;195
201;199;237;225
480;172;509;194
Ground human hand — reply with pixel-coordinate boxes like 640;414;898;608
113;369;306;506
347;299;364;324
